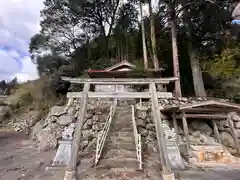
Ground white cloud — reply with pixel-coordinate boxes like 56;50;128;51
0;49;21;74
0;0;44;82
12;57;38;83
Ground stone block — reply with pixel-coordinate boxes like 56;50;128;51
162;173;175;180
52;140;72;166
57;114;73;126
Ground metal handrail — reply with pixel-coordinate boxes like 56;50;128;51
95;99;117;165
131;105;143;170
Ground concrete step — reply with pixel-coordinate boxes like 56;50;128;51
112;131;134;137
105;149;137;158
83;167;144;180
112;125;133;131
109;136;134;144
109;142;136;150
97;157;138;169
112;121;133;130
121;127;134;131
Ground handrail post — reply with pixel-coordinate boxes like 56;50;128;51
131;105;143;170
95;99;117;165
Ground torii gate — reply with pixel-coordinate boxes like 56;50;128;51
61;77;178;180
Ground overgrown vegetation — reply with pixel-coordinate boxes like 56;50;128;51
7;76;66;117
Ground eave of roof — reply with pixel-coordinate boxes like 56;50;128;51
179;99;240;110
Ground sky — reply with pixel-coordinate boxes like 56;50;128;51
0;0;44;82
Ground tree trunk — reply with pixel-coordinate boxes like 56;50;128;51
183;5;206;97
188;43;207;97
140;2;148;70
170;7;182;97
125;32;128;61
148;0;159;70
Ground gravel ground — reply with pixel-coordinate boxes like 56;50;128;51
0;131;57;180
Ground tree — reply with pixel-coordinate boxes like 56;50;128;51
232;2;240;19
182;0;207;97
169;0;182;97
29;33;50;63
140;2;149;69
148;0;159;70
40;0;85;56
180;0;233;97
113;1;138;61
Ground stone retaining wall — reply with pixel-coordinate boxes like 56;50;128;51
134;108;157;153
32;99;112;151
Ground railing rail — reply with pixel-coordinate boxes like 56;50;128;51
95;99;117;165
131;105;143;170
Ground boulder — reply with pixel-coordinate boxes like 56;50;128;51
191;131;200;137
34;123;62;151
136;110;147;119
234;121;240;129
138;127;149;137
136;119;146;128
83;119;93;130
147;131;156;141
86;138;97;151
82;130;93;141
32;119;45;138
216;120;230;131
145;116;152;123
146;123;155;131
190;120;213;133
85;109;94;119
235;129;240;137
57;114;72;126
189;135;203;145
220;132;235;148
230;112;240;122
0;106;11;122
200;134;217;145
92;115;100;122
50;106;66;117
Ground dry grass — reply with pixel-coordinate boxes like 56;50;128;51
6;75;66;117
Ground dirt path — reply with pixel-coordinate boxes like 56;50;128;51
0;131;56;180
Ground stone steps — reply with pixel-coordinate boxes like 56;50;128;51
104;149;137;158
80;167;144;180
108;142;136;151
112;131;134;137
80;104;162;179
97;157;138;169
109;136;134;144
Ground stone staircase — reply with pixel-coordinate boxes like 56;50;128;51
162;119;185;169
76;104;162;179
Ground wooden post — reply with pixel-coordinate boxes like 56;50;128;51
150;83;171;173
212;120;221;143
64;83;90;180
227;113;240;154
181;112;190;157
172;111;180;146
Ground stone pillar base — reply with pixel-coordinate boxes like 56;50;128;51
162;173;175;180
64;170;76;180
